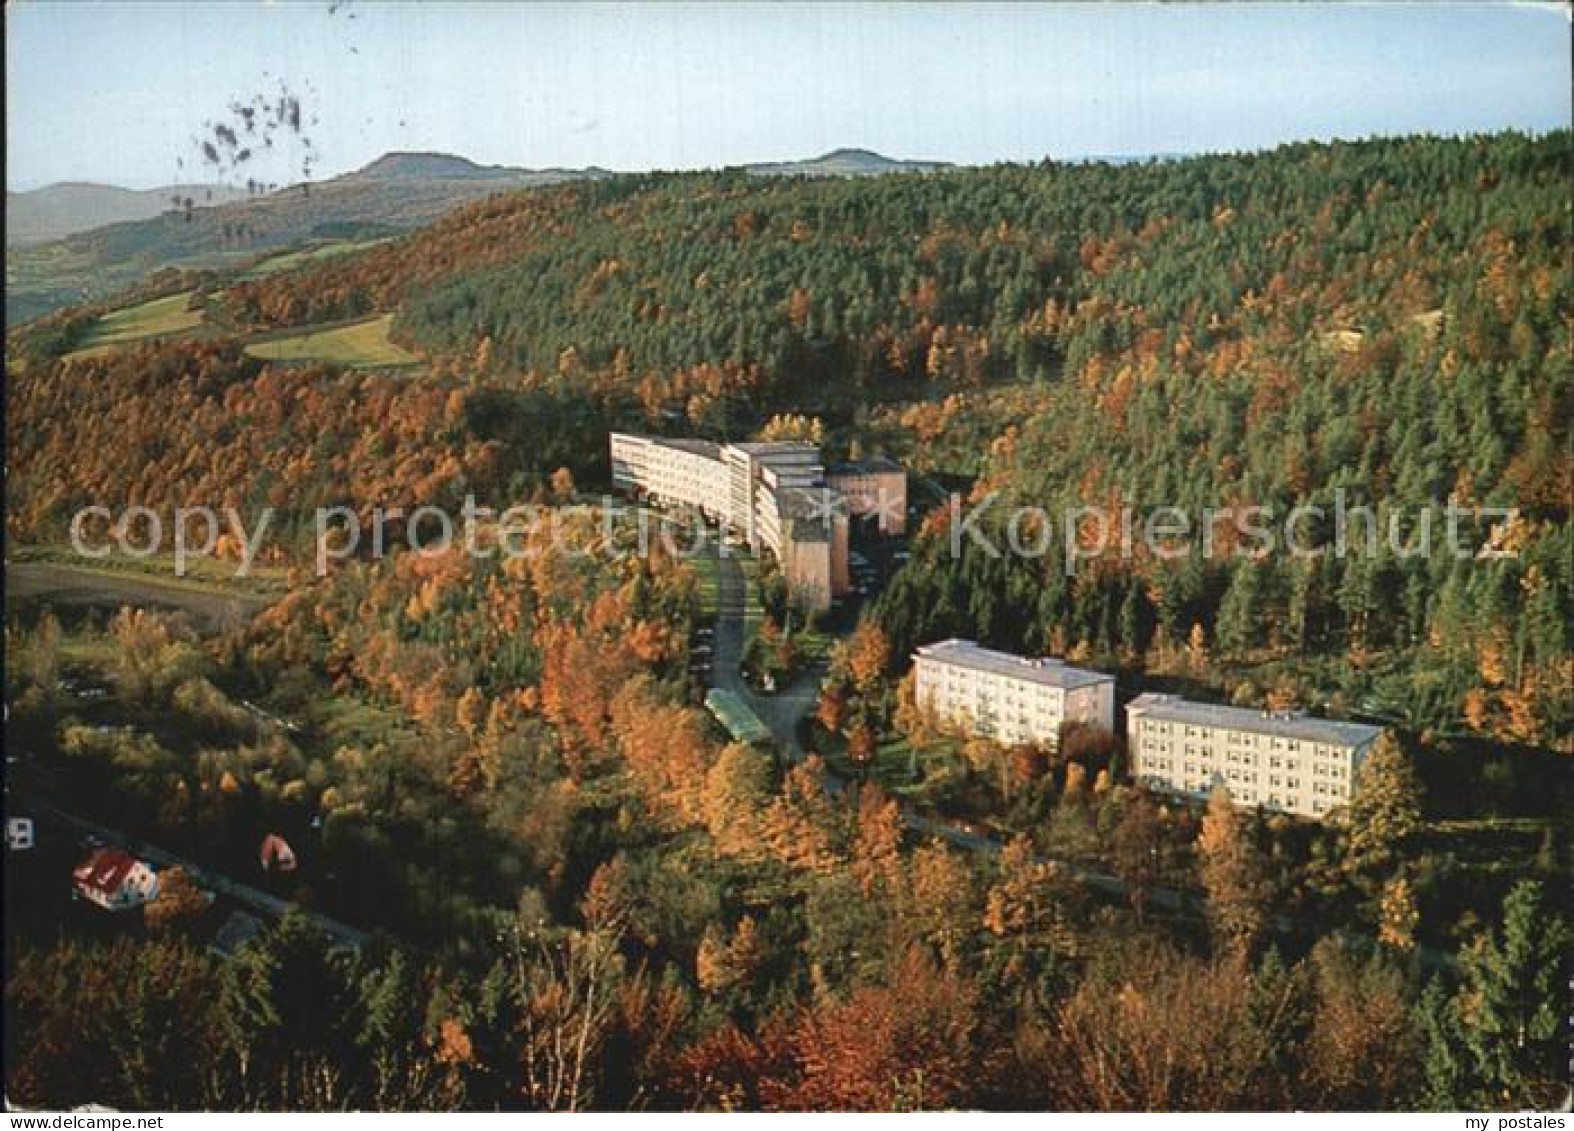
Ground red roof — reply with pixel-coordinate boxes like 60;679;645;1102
73;847;144;896
259;833;297;872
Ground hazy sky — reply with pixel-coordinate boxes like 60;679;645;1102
6;1;1569;191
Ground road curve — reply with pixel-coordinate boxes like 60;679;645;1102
29;795;368;950
5;561;270;633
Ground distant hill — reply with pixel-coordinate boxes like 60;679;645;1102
340;151;613;184
744;147;950;177
7;146;943;324
5;153;609;324
6;181;250;246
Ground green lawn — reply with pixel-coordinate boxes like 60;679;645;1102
737;557;766;643
58;633;117;666
314;692;420;750
10;543;290;596
815;725;935;789
243;314;419;369
240;238;392;279
66;291;204;358
689;555;721;616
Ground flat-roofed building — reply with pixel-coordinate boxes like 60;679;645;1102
1125;692;1383;819
609;432;731;522
609;432;866;610
827;457;907;536
728;441;823;551
912;638;1115;747
772;485;850;610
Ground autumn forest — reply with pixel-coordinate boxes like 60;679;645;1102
4;129;1570;1111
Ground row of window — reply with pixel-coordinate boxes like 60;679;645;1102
1136;776;1339;817
927;692;1062;727
1139;721;1354;761
1139;737;1351;769
1138;760;1349;799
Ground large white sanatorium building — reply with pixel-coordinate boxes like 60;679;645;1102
1125;692;1384;818
610;432;904;609
912;638;1116;747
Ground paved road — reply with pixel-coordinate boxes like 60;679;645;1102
709;553;824;757
28;794;367;950
5;561;270;632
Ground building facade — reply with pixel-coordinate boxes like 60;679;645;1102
609;433;731;521
912;638;1116;747
826;458;908;536
1125;692;1383;819
611;431;877;610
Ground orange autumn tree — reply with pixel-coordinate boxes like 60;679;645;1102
610;677;716;825
758;948;987;1111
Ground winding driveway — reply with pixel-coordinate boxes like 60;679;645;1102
708;552;823;758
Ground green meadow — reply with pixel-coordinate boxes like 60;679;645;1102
243;313;419;369
240;237;392;279
65;291;205;358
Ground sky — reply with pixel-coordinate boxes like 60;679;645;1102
6;1;1570;191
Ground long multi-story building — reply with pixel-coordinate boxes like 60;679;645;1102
611;432;885;610
1125;692;1383;819
609;434;732;522
912;638;1116;747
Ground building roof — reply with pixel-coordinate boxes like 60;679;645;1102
828;457;903;475
1126;692;1384;748
726;440;820;457
913;639;1114;691
259;833;297;872
73;846;147;896
611;431;724;461
705;689;773;745
660;437;724;460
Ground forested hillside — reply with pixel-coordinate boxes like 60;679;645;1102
11;130;1569;748
5;130;1571;1112
4;153;605;325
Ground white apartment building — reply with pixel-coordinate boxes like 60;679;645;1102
738;443;825;553
609;433;732;521
1125;692;1384;819
912;639;1116;747
609;432;855;610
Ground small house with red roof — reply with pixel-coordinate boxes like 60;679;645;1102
259;832;297;873
72;846;159;911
